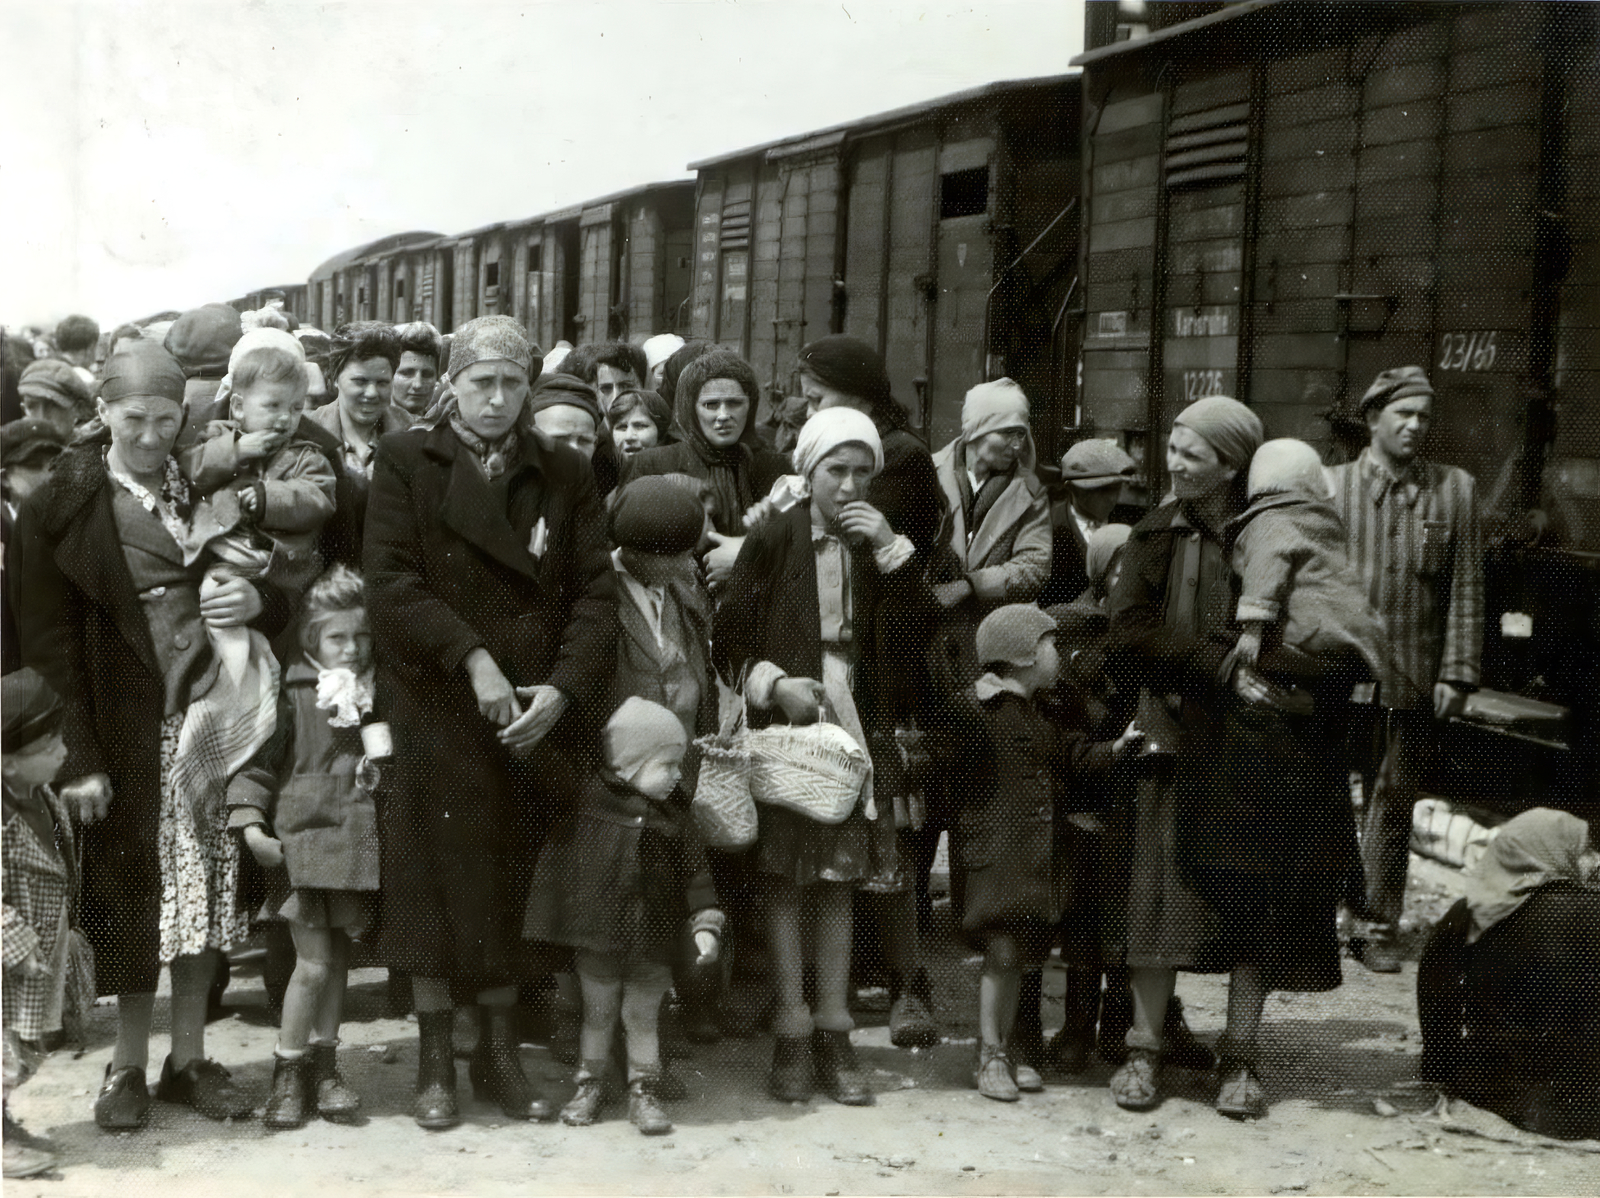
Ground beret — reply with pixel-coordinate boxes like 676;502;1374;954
1;667;64;753
1;417;68;467
528;373;602;426
164;304;243;377
1360;365;1434;416
18;358;92;413
609;475;707;554
1059;438;1136;487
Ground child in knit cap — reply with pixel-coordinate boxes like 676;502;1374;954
935;605;1140;1103
227;564;383;1130
524;697;723;1136
1230;438;1390;690
3;669;91;1178
179;330;336;598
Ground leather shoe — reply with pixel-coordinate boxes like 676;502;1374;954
156;1056;253;1120
627;1076;673;1136
1215;1057;1268;1119
1360;936;1404;974
94;1065;150;1130
1109;1047;1162;1111
768;1035;813;1103
811;1029;873;1106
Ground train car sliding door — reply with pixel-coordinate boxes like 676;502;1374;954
928;139;996;448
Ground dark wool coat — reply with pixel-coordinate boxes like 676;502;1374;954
873;429;946;565
524;772;718;964
621;439;791;536
303;401;412;568
226;660;381;893
937;687;1112;938
363;424;616;987
1417;885;1600;1140
6;444;290;995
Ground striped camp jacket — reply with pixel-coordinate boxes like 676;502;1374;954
1325;449;1483;711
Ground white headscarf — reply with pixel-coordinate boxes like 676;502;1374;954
792;407;885;483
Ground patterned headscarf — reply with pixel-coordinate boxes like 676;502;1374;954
447;316;541;381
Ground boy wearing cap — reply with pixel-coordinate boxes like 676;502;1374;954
935;604;1139;1102
1040;438;1138;607
17;360;92;444
1326;366;1482;973
2;670;85;1177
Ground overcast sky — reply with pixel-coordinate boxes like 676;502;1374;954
3;0;1084;329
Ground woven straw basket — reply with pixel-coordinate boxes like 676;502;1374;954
747;722;869;825
691;734;757;848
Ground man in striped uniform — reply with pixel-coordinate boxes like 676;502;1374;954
1326;366;1483;973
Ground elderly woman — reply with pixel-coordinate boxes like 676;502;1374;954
364;316;617;1130
390;322;444;421
1104;395;1357;1119
795;334;945;1048
607;388;674;460
716;408;933;1107
1417;808;1599;1139
9;340;290;1129
305;321;409;566
624;350;789;584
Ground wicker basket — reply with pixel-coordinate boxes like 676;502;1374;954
747;722;870;825
690;734;757;848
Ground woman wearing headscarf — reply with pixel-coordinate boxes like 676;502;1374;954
623;350;789;585
795;334;946;1047
1104;395;1358;1119
9;340;292;1130
304;321;409;566
363;316;617;1130
1417;808;1599;1139
714;409;934;1107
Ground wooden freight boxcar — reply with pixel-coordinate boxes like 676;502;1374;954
447;181;695;348
228;285;310;326
307;231;445;332
687;76;1081;453
1074;0;1600;802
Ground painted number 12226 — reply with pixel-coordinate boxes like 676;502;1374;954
1183;370;1225;400
1438;331;1498;372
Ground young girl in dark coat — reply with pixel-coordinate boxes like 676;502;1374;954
228;565;382;1129
524;698;723;1136
942;604;1140;1102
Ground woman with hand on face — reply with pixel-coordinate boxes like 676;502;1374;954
390;322;444;423
304;322;409;567
622;351;788;587
9;340;292;1131
363;316;617;1131
714;409;935;1108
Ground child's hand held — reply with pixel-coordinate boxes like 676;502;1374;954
244;825;285;868
693;930;720;965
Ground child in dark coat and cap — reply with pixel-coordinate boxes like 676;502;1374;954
936;605;1140;1102
524;697;723;1136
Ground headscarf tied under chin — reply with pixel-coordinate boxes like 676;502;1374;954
790;407;885;495
1171;394;1264;472
670;350;764;533
960;378;1037;472
1464;807;1592;944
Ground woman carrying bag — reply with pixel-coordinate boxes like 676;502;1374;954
714;408;935;1106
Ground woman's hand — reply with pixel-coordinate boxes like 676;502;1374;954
500;685;569;756
772;677;825;725
465;648;522;728
693;930;720;965
1233;662;1297;709
838;501;894;550
243;825;284;869
60;773;113;824
703;531;744;585
1112;719;1144;756
1434;682;1467;721
199;575;265;627
932;579;974;609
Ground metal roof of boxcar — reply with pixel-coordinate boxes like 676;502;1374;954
687;72;1081;170
491;179;698;232
309;230;445;280
1070;0;1283;65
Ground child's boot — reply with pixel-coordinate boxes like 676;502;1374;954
560;1060;611;1126
811;1029;873;1106
469;1005;554;1122
767;1035;813;1103
413;1009;459;1130
887;967;939;1049
975;1044;1020;1102
263;1053;313;1130
627;1074;673;1136
1214;1035;1267;1120
310;1041;360;1120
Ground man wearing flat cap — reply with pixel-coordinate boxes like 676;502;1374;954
1327;365;1482;973
1038;438;1138;607
17;360;93;443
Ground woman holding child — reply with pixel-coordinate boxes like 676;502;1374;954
9;339;292;1130
363;316;617;1130
1105;395;1358;1120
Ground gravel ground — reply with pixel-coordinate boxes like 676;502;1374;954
7;855;1597;1198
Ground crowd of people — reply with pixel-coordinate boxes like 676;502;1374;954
2;304;1596;1178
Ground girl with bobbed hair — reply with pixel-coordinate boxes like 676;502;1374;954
607;388;674;459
